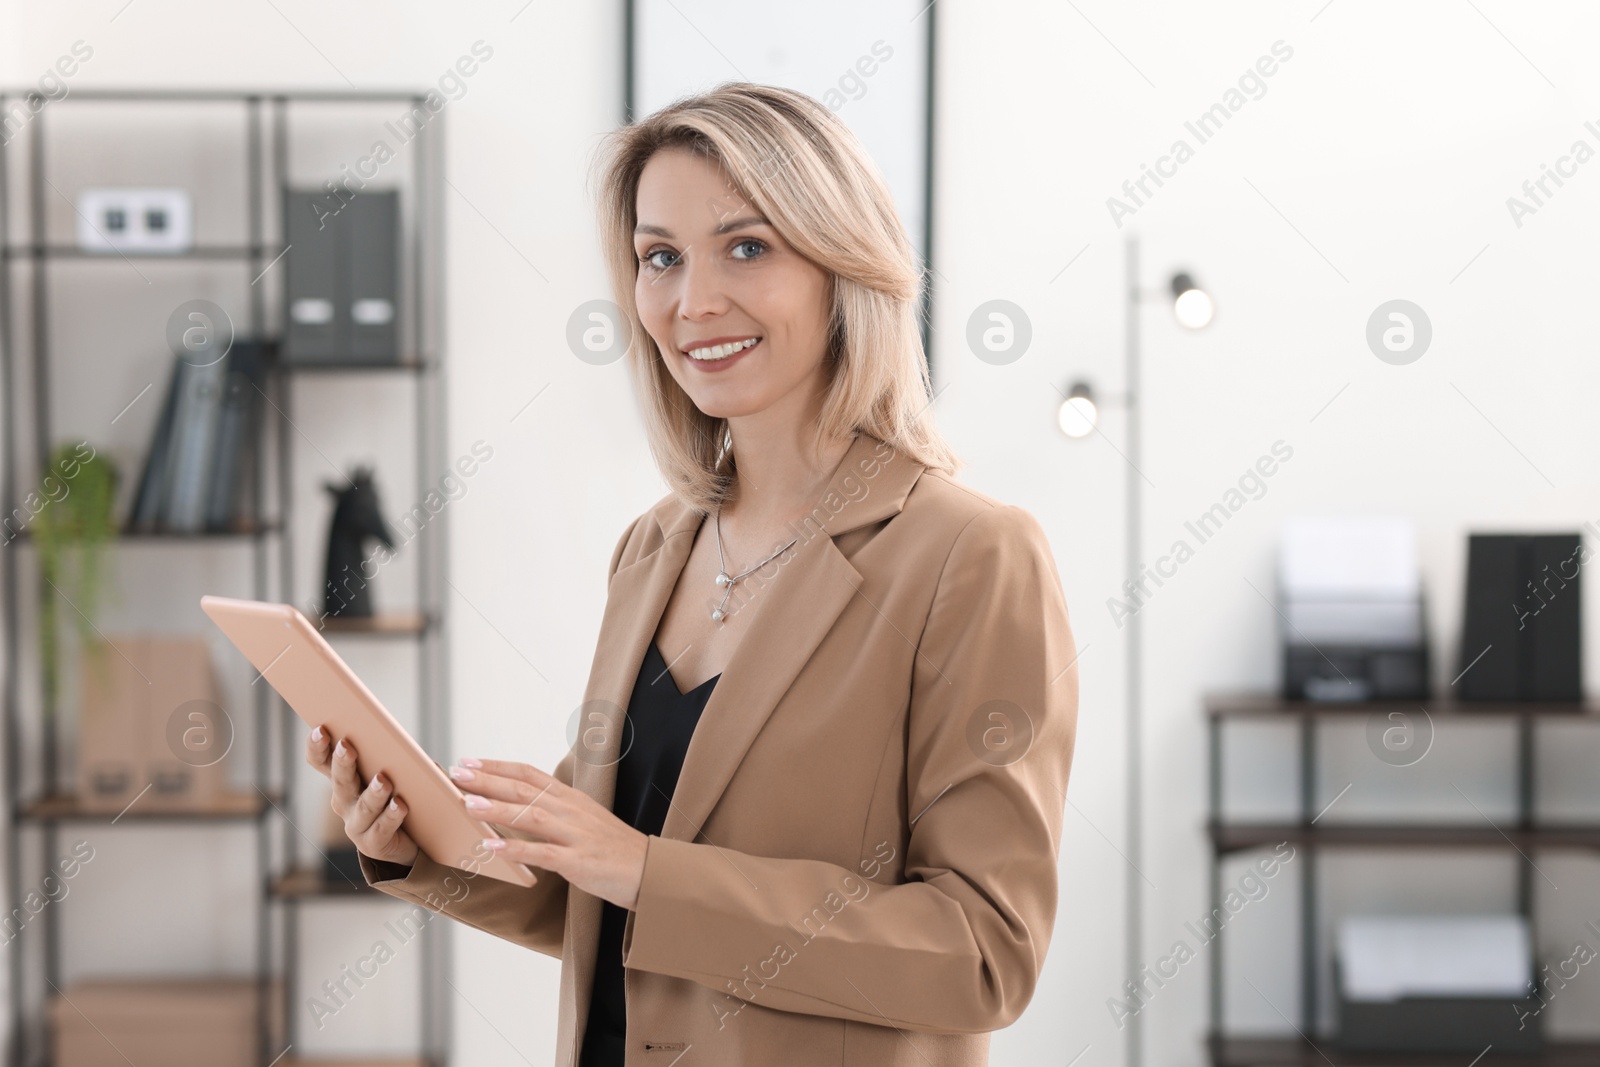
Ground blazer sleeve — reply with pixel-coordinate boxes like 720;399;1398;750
357;744;576;959
355;512;650;956
619;504;1079;1033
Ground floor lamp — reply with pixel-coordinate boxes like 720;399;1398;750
1056;233;1213;1067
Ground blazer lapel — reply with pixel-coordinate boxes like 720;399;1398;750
571;529;694;807
661;522;861;840
562;432;924;1058
562;528;695;1065
572;431;925;832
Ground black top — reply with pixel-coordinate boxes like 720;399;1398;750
579;638;719;1067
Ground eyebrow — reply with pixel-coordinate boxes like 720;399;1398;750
634;215;770;239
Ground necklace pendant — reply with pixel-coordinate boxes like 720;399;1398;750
711;608;726;622
715;572;730;587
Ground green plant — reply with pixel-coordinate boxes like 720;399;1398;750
31;442;119;718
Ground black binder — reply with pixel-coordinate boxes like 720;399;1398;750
346;190;399;362
282;187;399;364
1458;533;1582;702
283;188;343;361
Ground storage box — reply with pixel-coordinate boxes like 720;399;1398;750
49;977;278;1067
78;635;229;812
1335;957;1542;1053
1334;915;1541;1054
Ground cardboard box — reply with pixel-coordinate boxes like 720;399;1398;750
78;635;229;812
50;977;278;1067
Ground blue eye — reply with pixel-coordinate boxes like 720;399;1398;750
638;238;766;273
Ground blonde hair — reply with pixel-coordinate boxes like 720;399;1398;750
589;81;959;514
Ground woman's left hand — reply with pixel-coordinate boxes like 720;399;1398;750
448;758;650;911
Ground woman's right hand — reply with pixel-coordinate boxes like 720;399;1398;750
305;725;420;867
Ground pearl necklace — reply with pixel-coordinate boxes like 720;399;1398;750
711;504;798;622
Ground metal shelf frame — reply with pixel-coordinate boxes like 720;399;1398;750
0;87;450;1067
1204;693;1600;1065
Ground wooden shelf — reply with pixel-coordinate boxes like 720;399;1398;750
315;611;430;636
2;243;287;260
1205;691;1600;720
269;358;432;374
1209;820;1600;854
119;521;279;540
279;1059;435;1067
20;791;278;821
0;86;428;102
1210;1035;1600;1066
8;519;278;542
270;866;377;899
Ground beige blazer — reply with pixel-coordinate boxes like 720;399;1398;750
361;430;1080;1066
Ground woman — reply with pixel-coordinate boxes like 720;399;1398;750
307;82;1078;1066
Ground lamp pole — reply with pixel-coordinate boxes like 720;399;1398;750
1060;234;1209;1067
1124;232;1145;1067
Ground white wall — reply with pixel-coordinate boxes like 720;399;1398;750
931;1;1600;1062
3;2;1599;1066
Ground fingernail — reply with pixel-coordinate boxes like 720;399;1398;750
387;799;398;812
369;775;383;792
482;838;506;850
310;726;322;742
449;766;474;781
464;795;490;810
333;739;344;758
458;758;482;769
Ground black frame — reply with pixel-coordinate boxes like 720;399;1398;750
621;0;940;370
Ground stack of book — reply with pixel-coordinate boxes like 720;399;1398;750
127;341;269;534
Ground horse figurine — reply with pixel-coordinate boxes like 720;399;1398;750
321;465;395;619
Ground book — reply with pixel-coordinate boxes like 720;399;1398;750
161;354;228;532
203;342;268;532
128;357;184;532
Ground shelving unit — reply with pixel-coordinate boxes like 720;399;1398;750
0;88;448;1066
1204;692;1600;1066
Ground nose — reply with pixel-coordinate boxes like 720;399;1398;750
675;242;728;321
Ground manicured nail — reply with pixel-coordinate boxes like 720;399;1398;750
310;726;322;742
482;838;506;850
387;799;398;812
368;775;383;792
458;758;482;769
449;766;474;781
464;795;489;810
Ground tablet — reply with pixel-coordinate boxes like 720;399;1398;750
200;595;537;887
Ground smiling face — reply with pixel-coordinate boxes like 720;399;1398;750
632;145;836;424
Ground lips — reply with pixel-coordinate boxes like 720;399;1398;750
682;336;760;373
682;336;762;361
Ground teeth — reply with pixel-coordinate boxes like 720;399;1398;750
686;337;760;361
